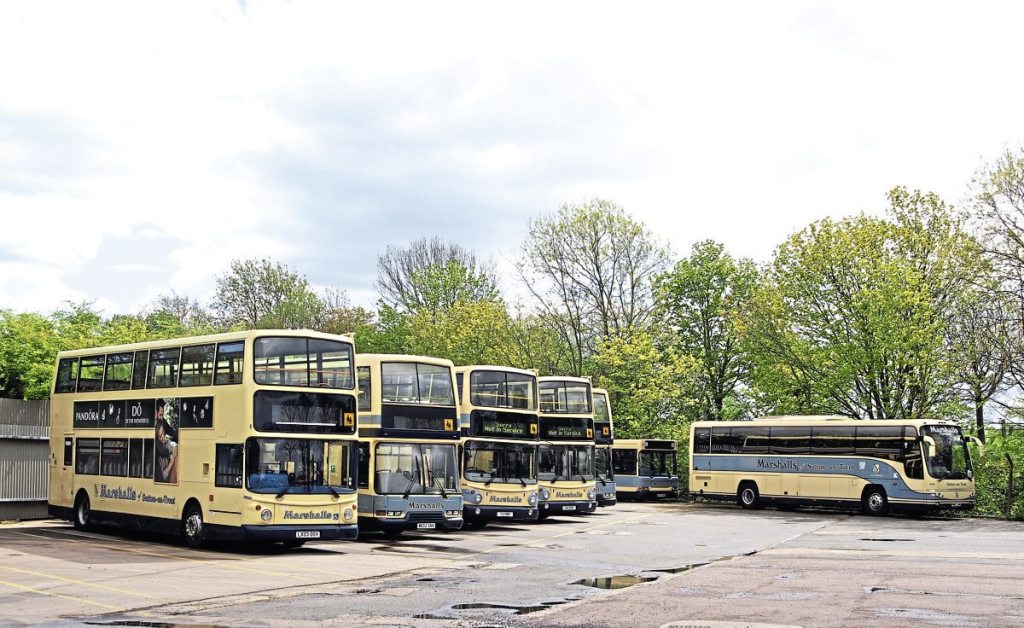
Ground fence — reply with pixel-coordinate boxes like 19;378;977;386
0;398;50;520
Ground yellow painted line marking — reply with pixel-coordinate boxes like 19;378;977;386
15;529;356;581
0;564;155;600
0;578;120;610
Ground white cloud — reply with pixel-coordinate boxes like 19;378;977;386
2;1;1024;314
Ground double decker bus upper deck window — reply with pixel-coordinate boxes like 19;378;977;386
55;358;79;393
470;370;536;410
539;381;591;414
381;362;454;406
254;337;354;390
103;353;133;391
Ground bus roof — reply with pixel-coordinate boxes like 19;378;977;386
56;328;353;359
356;353;455;367
690;416;959;428
613;439;677;450
454;364;537;378
538;375;592;385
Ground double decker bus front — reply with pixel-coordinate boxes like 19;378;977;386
537;377;598;517
458;367;540;524
593;388;616;507
245;335;360;543
356;356;463;536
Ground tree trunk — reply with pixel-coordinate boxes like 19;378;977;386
976;402;986;444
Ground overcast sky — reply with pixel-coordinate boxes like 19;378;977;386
2;1;1023;316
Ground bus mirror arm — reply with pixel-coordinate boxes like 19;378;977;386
966;436;985;457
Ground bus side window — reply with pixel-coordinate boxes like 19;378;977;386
148;348;181;388
693;428;711;454
63;437;73;467
77;355;105;392
75;439;100;475
357;366;371;411
132;351;149;389
214;341;245;385
903;427;924;479
215;444;244;487
612;449;636;475
357;442;370;489
128;439;144;478
143;439;155;478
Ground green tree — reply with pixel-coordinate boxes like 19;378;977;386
655;240;758;420
211;258;325;329
520;199;670;375
145;291;216;337
743;188;985;420
376;237;499;314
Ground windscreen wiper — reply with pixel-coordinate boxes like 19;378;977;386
276;485;289;499
428;471;448;498
403;455;423;500
319;475;340;499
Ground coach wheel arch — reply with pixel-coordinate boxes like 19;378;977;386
861;485;889;517
181;498;206;548
737;481;762;510
73;490;92;530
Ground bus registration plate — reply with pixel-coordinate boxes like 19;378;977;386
497;512;513;518
563;505;576;511
417;523;436;530
295;531;320;539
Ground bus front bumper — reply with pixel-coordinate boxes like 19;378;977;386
464;505;539;522
597;493;617;506
240;524;359;542
540;500;598;516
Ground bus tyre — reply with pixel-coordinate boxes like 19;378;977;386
182;504;206;548
862;487;889;517
738;483;761;510
73;493;92;530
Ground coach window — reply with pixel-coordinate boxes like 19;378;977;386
143;439;155;478
55;358;79;393
148;348;181;388
710;427;734;454
132;351;149;389
734;426;769;454
214;341;244;384
810;425;855;455
180;344;215;387
855;426;904;461
75;439;100;475
769;427;810;455
693;428;711;454
77;355;105;392
103;352;133;391
128;439;145;478
902;426;924;479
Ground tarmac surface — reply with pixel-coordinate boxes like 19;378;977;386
0;501;1021;627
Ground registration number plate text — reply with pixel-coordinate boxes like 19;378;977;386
295;531;320;539
417;523;436;529
563;505;576;511
497;511;513;518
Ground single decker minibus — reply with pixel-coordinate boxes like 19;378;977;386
612;439;679;500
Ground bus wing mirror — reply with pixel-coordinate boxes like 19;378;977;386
921;436;937;458
966;436;985;457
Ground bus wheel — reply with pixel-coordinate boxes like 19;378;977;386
737;482;761;510
73;493;92;530
182;504;206;548
862;487;889;517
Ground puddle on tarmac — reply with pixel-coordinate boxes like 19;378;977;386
439;600;570;615
649;562;709;574
573;575;659;589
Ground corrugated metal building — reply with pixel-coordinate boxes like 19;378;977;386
0;398;50;520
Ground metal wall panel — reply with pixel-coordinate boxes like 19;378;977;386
0;398;51;520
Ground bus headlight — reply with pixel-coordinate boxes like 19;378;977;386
260;508;273;523
539;488;550;501
588;488;597;501
473;493;483;504
528;493;538;506
343;509;354;522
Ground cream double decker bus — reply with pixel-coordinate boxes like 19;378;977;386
689;416;977;516
456;365;540;526
48;330;360;548
536;376;598;518
592;388;616;507
355;354;463;537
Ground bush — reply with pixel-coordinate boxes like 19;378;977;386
972;431;1024;520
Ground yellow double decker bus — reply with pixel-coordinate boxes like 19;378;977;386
48;330;360;548
689;416;977;515
592;388;616;507
355;354;463;537
536;376;598;518
456;365;540;526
